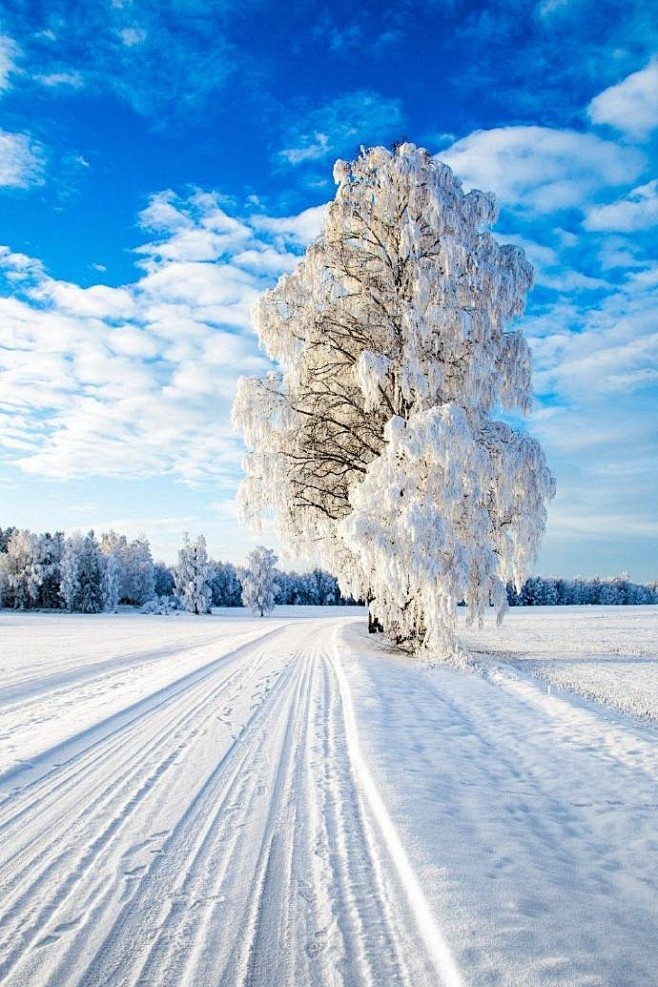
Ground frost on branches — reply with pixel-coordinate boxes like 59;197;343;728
241;546;278;616
174;534;213;615
232;143;555;656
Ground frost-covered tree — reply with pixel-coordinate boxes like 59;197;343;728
0;530;45;609
153;561;175;597
61;531;105;613
100;532;155;605
101;548;121;611
0;526;18;552
233;143;555;655
100;531;129;601
78;532;105;613
124;537;156;605
241;546;277;616
37;532;65;609
174;533;213;614
209;560;243;607
0;529;63;610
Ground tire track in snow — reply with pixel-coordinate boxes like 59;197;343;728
0;626;279;778
227;655;315;987
0;624;280;800
1;617;465;987
315;652;408;986
0;626;291;985
0;630;253;708
68;648;305;987
0;626;277;881
325;643;464;987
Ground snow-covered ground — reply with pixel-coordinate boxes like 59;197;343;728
460;604;658;723
0;605;656;986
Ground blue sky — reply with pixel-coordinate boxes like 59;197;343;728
0;0;656;579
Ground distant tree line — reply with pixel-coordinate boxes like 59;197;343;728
2;526;654;614
0;526;355;613
506;574;657;607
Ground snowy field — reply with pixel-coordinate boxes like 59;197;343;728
460;605;658;723
1;606;657;987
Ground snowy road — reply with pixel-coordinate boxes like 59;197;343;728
1;609;657;986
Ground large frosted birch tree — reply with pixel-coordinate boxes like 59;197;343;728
233;143;555;655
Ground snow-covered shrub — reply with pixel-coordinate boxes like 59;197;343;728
139;595;183;615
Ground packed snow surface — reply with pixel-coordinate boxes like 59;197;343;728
0;605;657;986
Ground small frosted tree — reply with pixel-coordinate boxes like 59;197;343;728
124;537;156;605
0;530;45;609
101;547;121;610
61;531;105;613
174;533;213;614
241;546;277;616
37;532;64;609
233;143;555;656
78;532;105;613
60;534;82;610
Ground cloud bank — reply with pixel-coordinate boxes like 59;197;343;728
0;192;315;486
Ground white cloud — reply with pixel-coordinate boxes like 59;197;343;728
120;27;147;47
0;191;317;484
137;191;253;263
527;264;658;400
0;35;20;92
251;204;327;248
231;247;298;275
138;191;195;232
584;180;658;232
588;60;658;140
35;71;83;88
138;227;245;264
33;280;136;319
596;236;646;271
440;126;644;212
281;133;331;166
0;130;44;187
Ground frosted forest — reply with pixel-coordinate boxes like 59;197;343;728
1;523;654;615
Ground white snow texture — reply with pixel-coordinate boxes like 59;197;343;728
0;606;656;986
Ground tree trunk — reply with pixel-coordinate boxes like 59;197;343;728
367;599;383;633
